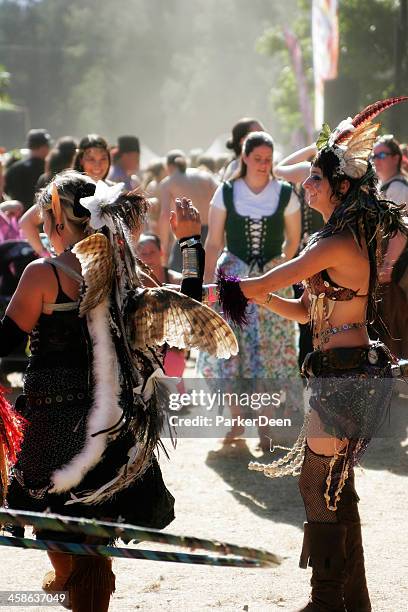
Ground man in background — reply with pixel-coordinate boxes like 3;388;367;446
4;129;51;210
108;135;141;190
158;149;218;270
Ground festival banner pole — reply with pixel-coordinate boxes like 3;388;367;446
312;0;339;129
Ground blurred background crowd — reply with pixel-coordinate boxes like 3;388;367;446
0;0;407;448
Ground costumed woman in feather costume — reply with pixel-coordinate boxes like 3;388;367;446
218;97;408;611
0;170;237;611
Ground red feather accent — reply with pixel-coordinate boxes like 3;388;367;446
0;386;25;465
336;96;408;145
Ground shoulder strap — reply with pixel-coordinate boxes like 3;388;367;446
222;181;235;213
46;259;83;283
277;181;292;209
47;263;63;294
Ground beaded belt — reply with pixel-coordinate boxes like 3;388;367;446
302;344;390;377
318;321;367;346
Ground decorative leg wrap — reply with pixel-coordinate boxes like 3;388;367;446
65;555;115;612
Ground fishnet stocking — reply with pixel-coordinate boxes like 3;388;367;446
299;445;344;523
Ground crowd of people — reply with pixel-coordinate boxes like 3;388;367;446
0;101;408;611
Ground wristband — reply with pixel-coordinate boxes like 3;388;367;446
179;235;201;249
182;247;200;278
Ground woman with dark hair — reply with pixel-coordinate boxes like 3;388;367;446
73;134;111;182
0;170;237;610
203;131;301;445
219;98;408;610
36;136;78;190
221;117;264;180
19;135;111;257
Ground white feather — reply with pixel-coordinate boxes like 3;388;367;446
49;299;122;493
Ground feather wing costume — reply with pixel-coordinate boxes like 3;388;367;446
72;233;114;317
73;232;238;360
126;287;238;358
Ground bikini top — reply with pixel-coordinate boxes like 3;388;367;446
304;269;368;301
304;269;368;349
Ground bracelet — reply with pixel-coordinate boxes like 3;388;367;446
179;236;201;249
182;247;199;278
264;292;276;304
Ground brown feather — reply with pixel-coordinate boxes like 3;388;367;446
336;96;408;145
130;288;238;359
72;233;114;316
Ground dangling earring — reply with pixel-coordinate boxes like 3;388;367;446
55;223;65;235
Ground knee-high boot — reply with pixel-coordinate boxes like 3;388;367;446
296;522;347;612
65;555;115;612
336;470;371;612
343;523;371;612
42;552;73;609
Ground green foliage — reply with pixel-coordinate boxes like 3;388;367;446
0;66;10;102
258;0;407;144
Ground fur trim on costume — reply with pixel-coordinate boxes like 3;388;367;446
49;299;122;493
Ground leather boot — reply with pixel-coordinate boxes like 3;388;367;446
343;523;371;611
336;469;371;611
296;522;347;612
42;552;72;609
65;555;115;612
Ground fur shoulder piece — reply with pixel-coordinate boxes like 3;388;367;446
127;287;239;359
72;233;114;316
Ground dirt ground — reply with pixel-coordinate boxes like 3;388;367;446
0;370;407;612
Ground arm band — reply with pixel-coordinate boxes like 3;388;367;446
179;236;205;303
0;316;28;357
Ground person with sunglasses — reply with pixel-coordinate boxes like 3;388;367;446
372;135;408;204
372;135;408;358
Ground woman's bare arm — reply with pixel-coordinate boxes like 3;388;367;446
5;261;48;332
281;208;301;260
274;143;317;184
256;293;309;323
240;236;351;301
203;205;226;283
19;204;44;255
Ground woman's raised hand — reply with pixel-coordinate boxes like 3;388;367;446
170;197;201;239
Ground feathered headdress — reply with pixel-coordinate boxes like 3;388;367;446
311;96;408;329
316;96;408;178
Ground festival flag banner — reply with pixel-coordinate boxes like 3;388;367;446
312;0;339;129
284;28;314;143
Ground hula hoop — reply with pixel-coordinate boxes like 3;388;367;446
0;508;281;568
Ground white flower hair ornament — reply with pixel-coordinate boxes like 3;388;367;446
79;180;125;233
